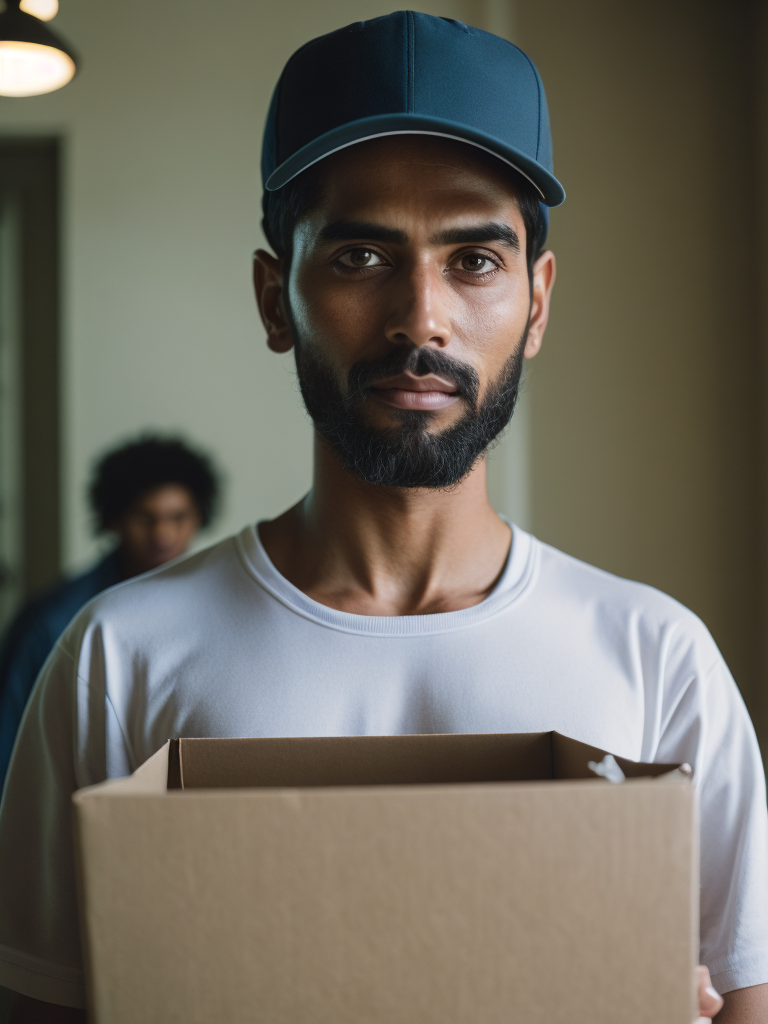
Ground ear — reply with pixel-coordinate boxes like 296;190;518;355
523;249;556;360
253;249;294;353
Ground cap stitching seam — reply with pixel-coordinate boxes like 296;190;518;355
407;11;414;113
517;47;542;161
273;68;286;169
271;47;307;170
270;35;325;171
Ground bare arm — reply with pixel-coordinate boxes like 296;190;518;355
2;990;86;1024
715;983;768;1023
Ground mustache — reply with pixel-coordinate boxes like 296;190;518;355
345;347;480;408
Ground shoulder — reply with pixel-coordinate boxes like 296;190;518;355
58;532;249;656
530;535;721;668
533;534;704;624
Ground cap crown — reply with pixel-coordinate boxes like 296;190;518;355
262;11;563;210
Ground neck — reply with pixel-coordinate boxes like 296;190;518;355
259;434;511;616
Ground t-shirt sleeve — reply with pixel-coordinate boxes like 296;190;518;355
0;620;131;1008
654;641;768;994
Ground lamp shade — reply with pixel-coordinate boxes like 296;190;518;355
0;0;76;97
19;0;59;20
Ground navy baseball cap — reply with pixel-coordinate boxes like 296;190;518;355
262;10;565;227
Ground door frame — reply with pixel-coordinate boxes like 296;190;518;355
0;138;61;603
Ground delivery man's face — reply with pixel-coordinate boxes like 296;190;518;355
255;135;555;487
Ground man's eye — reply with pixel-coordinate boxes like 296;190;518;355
338;249;385;269
458;253;498;274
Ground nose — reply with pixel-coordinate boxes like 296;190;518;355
384;262;452;350
150;517;178;551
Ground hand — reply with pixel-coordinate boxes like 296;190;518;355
695;964;723;1022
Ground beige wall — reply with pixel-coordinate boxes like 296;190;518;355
517;0;766;734
0;0;517;572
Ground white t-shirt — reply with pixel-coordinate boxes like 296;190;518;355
0;523;766;1008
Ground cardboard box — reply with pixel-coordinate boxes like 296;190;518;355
73;732;698;1024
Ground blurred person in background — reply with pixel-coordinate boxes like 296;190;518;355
0;435;219;789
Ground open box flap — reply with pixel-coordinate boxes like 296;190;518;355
551;732;686;781
74;742;171;802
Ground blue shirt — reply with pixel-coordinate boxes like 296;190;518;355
0;551;122;789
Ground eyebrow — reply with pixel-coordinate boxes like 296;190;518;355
429;222;521;252
316;219;520;253
317;221;408;245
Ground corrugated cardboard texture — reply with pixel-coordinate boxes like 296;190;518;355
74;733;697;1024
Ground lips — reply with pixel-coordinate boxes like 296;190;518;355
372;372;458;393
369;372;460;411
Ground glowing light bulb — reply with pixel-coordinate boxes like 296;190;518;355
0;0;76;96
19;0;58;21
0;39;72;95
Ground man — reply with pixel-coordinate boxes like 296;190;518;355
0;13;765;1022
0;435;218;788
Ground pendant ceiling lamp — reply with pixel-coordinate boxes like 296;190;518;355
20;0;59;18
0;0;77;97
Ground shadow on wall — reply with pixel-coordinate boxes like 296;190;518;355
518;0;768;749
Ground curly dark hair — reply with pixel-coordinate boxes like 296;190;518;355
89;436;220;531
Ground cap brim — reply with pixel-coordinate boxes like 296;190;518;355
265;113;565;207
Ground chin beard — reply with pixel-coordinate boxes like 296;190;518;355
294;335;527;489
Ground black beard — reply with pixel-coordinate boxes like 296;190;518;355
294;336;526;489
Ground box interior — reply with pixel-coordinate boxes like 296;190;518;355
164;732;682;791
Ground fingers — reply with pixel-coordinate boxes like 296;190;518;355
696;964;724;1020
